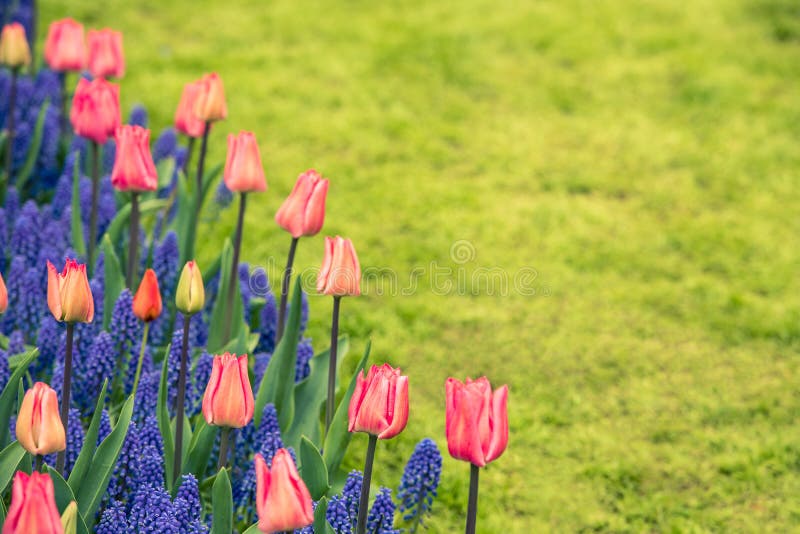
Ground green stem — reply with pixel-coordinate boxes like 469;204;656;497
217;426;230;470
276;237;299;343
126;192;140;288
130;322;150;398
222;192;246;344
56;323;74;475
355;434;378;534
88;141;100;273
35;454;43;473
185;121;210;263
325;296;342;436
173;314;191;484
465;464;480;534
183;135;196;177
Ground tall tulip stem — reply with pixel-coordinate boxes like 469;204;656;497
130;322;150;398
173;313;191;484
217;426;230;470
355;434;378;534
88;140;101;273
56;322;75;475
223;192;246;343
325;296;342;435
35;454;43;472
186;121;211;262
183;135;196;177
276;237;299;343
126;192;140;288
2;67;19;201
465;464;480;534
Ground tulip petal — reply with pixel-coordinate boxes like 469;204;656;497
378;375;409;439
484;385;509;464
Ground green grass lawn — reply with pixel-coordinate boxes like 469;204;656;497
40;0;800;531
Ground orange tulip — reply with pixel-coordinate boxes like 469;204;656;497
202;353;254;428
174;80;206;138
275;169;329;238
16;382;66;456
2;471;63;534
194;72;227;122
224;131;267;193
317;236;361;297
0;271;7;314
47;259;94;323
87;28;124;78
70;77;121;145
255;449;314;533
132;269;163;322
44;18;86;72
111;125;158;192
348;363;409;439
0;23;31;68
445;377;509;467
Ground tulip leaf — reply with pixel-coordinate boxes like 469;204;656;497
70;152;87;258
322;341;371;480
314;497;336;534
211;467;232;534
299;436;331;500
104;198;169;249
0;441;27;495
100;236;124;330
201;162;223;203
157;157;176;190
254;280;302;431
207;238;245;352
67;379;109;494
285;336;350;449
0;497;5;524
158;352;176;492
242;523;260;534
0;349;37;448
183;418;218;481
15;99;49;195
47;468;90;534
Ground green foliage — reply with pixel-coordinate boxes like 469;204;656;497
0;442;26;496
47;468;90;534
70;154;86;258
157;353;176;492
211;468;232;534
67;379;108;493
299;437;330;500
206;238;245;352
182;419;218;482
15;100;49;194
0;349;37;447
100;236;125;329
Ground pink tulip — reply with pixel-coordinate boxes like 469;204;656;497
348;363;409;439
0;272;7;314
275;169;329;238
44;18;85;72
194;72;227;122
132;269;163;322
87;28;124;78
110;125;158;192
202;353;255;428
16;382;66;456
2;471;63;534
224;131;267;193
46;259;94;323
174;80;206;137
445;377;508;467
317;236;361;297
70;77;120;145
255;449;314;533
0;23;30;68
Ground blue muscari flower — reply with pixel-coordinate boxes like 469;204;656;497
214;180;233;207
4;187;20;227
126;341;154;397
342;470;364;526
153;128;178;162
139;416;164;455
4;257;44;341
129;105;148;128
190;352;213;416
255;288;277;354
128;483;180;533
98;409;112;445
107;420;140;502
0;350;9;391
37;217;69;267
51;156;75;219
154;231;180;302
75;332;115;413
397;438;442;528
134;370;160;422
110;289;142;366
233;404;279;483
299;290;309;335
326;496;353;534
102;139;116;175
296;337;313;382
7;330;24;355
8;2;34;49
50;361;64;399
367;487;399;533
44;408;83;472
253;353;271;394
33;98;61;187
67;135;88;170
174;474;208;534
173;147;188;180
239;262;252;321
167;329;192;414
133;443;165;489
96;500;129;534
233;431;285;513
184;311;208;350
0;207;7;263
9;200;40;263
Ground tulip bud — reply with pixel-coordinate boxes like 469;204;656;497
0;23;31;68
317;236;361;297
16;382;66;456
110;125;158;192
348;363;409;439
60;501;78;534
47;259;94;323
224;131;267;193
0;271;7;314
194;72;227;122
175;261;205;315
132;269;163;322
275;169;329;238
4;471;63;534
87;28;124;79
174;80;206;138
202;353;254;428
445;377;509;467
255;449;314;533
44;18;86;72
70;77;121;145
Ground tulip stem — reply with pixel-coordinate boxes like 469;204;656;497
35;454;43;472
183;135;196;177
127;192;140;288
465;464;480;534
2;67;19;201
325;296;342;435
56;322;75;476
355;434;378;534
222;192;246;344
88;140;100;273
186;121;211;263
276;237;299;343
130;322;150;398
217;426;230;470
173;313;191;484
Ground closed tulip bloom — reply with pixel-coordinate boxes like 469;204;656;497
132;269;162;322
16;382;66;456
348;363;409;439
0;272;7;314
111;125;158;192
70;77;120;145
174;81;206;138
445;377;509;467
44;18;85;72
47;259;94;323
0;23;31;68
194;72;227;122
255;449;314;533
224;131;267;193
3;471;64;534
275;169;329;238
60;502;78;534
317;236;361;296
87;28;124;78
175;261;205;315
202;353;254;428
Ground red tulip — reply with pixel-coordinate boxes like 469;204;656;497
47;259;94;323
87;28;124;78
348;363;409;439
0;272;7;314
275;169;329;238
202;353;254;428
0;23;31;68
317;236;361;296
224;131;267;193
445;377;508;467
70;77;120;145
174;80;206;138
132;269;162;322
255;449;314;533
44;18;85;72
194;72;227;122
2;471;63;534
111;125;158;192
16;382;66;456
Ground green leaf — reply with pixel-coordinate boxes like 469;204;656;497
285;336;350;449
0;349;37;447
0;442;27;495
178;162;222;265
47;468;90;534
183;418;218;481
156;157;176;190
254;280;302;431
67;379;108;494
211;468;232;534
158;352;176;492
299;437;330;500
242;523;260;534
323;341;371;479
201;162;223;203
206;238;245;352
15;99;49;193
104;198;169;246
314;497;335;534
100;236;124;330
70;153;86;258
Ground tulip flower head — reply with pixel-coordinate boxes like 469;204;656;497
174;80;206;138
87;28;124;78
70;77;121;145
175;261;205;315
275;169;329;238
3;471;63;534
317;236;361;297
202;353;254;428
0;23;31;68
0;272;7;314
445;377;509;467
132;269;163;322
255;449;314;533
348;363;409;439
44;18;86;72
194;72;228;122
46;259;94;323
224;131;267;193
16;382;66;456
110;125;158;192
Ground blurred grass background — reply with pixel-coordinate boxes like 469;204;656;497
40;0;800;531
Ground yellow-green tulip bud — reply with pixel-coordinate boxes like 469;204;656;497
61;501;78;534
176;260;205;315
